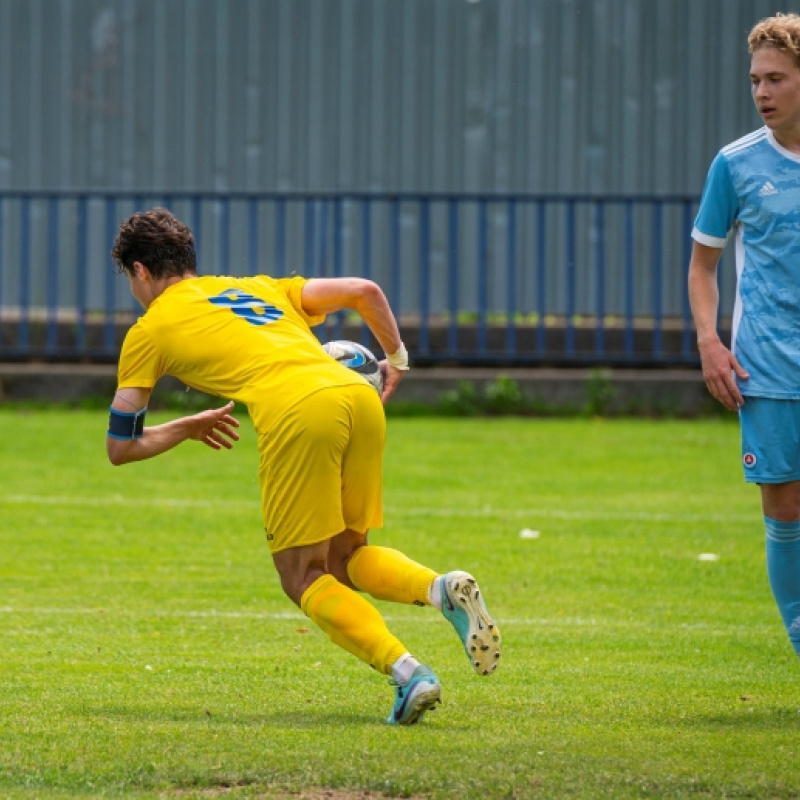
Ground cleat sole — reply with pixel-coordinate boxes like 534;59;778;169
442;570;502;676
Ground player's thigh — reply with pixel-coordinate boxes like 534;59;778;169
740;397;800;483
341;384;386;532
258;389;353;553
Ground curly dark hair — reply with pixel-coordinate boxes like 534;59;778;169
111;207;197;279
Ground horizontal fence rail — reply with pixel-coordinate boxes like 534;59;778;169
0;191;733;366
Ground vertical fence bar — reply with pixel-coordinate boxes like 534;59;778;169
536;200;546;355
477;198;488;355
447;198;459;357
304;199;314;277
248;198;259;276
652;200;663;357
19;197;31;353
390;198;401;324
565;199;576;356
104;197;117;354
191;195;202;270
0;197;4;348
46;197;59;353
360;199;371;345
506;199;517;355
130;196;145;315
275;198;286;277
317;199;330;279
595;200;605;357
418;197;430;355
333;199;343;280
682;199;695;359
332;198;343;340
76;196;88;354
624;200;635;358
219;197;230;275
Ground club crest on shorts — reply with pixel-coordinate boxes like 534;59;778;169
743;452;757;468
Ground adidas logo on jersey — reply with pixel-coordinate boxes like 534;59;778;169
758;181;779;196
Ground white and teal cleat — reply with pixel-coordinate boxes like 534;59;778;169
386;665;442;725
439;570;501;675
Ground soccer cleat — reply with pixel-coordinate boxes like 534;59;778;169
386;665;442;725
439;570;501;675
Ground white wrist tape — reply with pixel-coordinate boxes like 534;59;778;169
386;343;410;371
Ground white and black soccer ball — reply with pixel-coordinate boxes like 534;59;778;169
322;339;384;395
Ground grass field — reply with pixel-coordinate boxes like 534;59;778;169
1;409;799;799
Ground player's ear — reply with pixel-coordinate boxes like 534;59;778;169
132;261;152;281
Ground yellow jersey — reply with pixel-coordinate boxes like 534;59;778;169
116;275;366;432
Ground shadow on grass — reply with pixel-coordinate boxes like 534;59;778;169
680;707;800;730
83;704;380;728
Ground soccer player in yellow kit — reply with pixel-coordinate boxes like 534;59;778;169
106;208;501;725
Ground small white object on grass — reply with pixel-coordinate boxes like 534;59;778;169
697;553;720;561
519;528;540;539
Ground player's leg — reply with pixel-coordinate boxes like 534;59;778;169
272;538;404;672
742;397;800;658
331;531;438;604
340;386;502;675
261;386;441;723
272;539;441;724
332;385;438;605
761;481;800;658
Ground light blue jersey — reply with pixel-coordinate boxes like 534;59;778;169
693;127;800;398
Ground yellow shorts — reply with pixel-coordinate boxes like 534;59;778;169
257;383;385;553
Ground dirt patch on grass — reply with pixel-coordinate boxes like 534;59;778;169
166;787;430;800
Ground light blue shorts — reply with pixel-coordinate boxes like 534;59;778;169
739;397;800;484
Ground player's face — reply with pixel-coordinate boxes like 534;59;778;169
750;47;800;136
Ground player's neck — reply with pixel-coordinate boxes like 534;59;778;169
143;274;194;309
772;125;800;154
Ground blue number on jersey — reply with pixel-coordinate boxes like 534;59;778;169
209;289;283;327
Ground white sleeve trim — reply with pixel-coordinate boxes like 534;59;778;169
691;227;728;248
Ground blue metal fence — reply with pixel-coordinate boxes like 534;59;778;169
0;191;728;366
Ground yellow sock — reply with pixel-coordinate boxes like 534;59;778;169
300;574;408;675
347;545;439;606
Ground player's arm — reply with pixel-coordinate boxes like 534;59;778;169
300;277;408;402
106;386;240;466
687;241;749;411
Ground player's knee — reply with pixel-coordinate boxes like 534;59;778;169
761;482;800;522
274;562;329;607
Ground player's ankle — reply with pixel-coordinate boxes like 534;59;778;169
390;653;421;685
428;575;443;611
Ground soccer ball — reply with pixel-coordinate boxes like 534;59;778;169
322;339;384;395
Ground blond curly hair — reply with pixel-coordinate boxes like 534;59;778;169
749;13;800;64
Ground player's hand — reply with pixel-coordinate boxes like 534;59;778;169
187;401;241;450
698;339;749;411
379;361;405;404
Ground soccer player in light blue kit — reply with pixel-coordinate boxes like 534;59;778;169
689;13;800;661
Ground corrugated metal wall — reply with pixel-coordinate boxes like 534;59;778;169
0;0;775;195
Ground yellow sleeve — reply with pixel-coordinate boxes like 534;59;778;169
275;276;326;328
116;322;166;390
